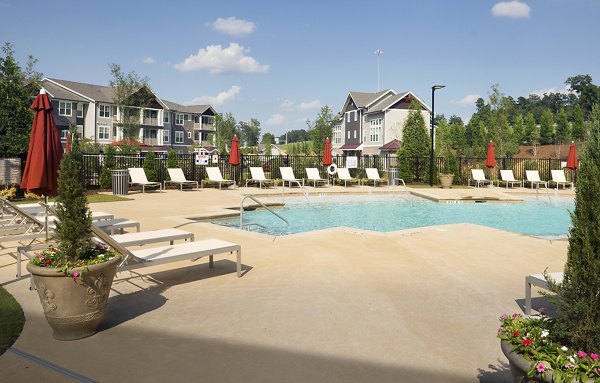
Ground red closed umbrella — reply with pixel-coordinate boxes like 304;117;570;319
21;90;63;197
485;141;496;168
566;141;578;169
229;135;240;165
323;137;333;166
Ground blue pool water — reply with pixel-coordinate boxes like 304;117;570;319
214;195;574;238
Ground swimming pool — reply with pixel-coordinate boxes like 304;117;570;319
214;195;574;238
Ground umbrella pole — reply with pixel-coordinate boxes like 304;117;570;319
44;196;49;241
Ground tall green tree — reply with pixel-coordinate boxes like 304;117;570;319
524;112;538;144
240;118;261;147
109;63;150;146
554;108;571;145
548;104;600;353
215;112;238;153
572;104;586;141
307;105;333;156
448;115;467;154
0;42;41;155
566;75;599;117
512;114;525;144
261;133;275;155
539;108;554;145
401;99;429;157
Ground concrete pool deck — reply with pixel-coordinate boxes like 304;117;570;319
0;184;573;382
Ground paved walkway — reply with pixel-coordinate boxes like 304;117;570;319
0;184;572;382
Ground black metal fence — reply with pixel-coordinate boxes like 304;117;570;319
1;153;574;188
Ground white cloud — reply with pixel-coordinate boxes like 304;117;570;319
450;94;481;107
210;16;256;37
266;114;286;125
188;85;241;106
492;1;531;18
142;57;156;64
174;43;269;74
280;99;321;111
529;85;572;97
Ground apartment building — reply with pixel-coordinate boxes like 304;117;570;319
334;89;431;156
41;78;216;153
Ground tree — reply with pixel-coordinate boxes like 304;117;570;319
512;114;525;144
548;104;600;353
142;149;157;181
401;100;429;157
99;145;116;189
554;108;571;145
448;115;467;154
539;108;554;145
240;118;261;147
109;63;150;146
307;105;333;156
215;112;238;153
261;133;274;155
572;104;586;141
0;42;41;155
566;75;599;117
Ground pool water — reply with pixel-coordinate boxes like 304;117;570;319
214;195;574;238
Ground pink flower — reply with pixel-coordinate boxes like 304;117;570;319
72;271;79;277
578;351;588;358
591;353;599;361
512;331;520;338
536;362;547;373
565;363;575;369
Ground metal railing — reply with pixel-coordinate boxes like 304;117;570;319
240;194;289;231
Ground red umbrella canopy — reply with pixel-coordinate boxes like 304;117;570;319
323;137;333;166
20;91;64;197
566;141;578;170
485;141;496;168
229;135;240;165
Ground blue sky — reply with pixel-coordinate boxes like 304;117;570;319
1;0;599;137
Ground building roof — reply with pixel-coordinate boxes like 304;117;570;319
379;139;401;150
368;92;409;113
339;143;363;150
45;78;115;103
348;89;393;108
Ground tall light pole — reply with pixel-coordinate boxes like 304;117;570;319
374;49;383;91
430;85;445;187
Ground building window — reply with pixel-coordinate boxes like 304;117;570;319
98;125;110;140
202;116;214;124
60;129;69;140
354;130;357;139
354;110;357;121
187;114;192;121
163;113;169;124
369;118;382;142
76;124;83;137
333;124;342;144
163;130;170;143
175;131;184;143
176;113;184;125
347;130;350;139
77;103;84;118
187;131;192;139
99;104;111;118
346;112;350;122
59;101;72;116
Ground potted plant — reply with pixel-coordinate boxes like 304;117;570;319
497;105;600;382
439;151;458;189
26;133;121;340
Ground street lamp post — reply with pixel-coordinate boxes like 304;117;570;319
430;85;445;187
374;49;383;91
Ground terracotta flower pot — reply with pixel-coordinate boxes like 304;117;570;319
27;255;121;341
439;174;454;189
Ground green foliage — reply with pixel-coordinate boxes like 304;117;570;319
572;104;586;141
401;100;429;157
109;63;150;140
524;112;539;145
99;145;116;189
554;108;571;144
512;114;525;144
279;129;310;144
307;106;333;156
167;149;178;169
261;133;275;155
0;42;40;155
443;151;459;175
539;108;554;145
547;104;600;354
396;147;413;182
79;137;100;153
142;149;157;182
240;118;261;147
54;134;93;262
215;112;238;153
0;286;25;355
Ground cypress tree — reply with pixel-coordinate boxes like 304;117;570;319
548;104;600;352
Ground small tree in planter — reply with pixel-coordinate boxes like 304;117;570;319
142;148;157;181
99;145;116;189
27;134;121;340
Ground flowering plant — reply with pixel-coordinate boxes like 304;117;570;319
498;313;600;382
31;243;117;282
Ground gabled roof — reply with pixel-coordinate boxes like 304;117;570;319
162;100;216;115
349;89;394;108
379;139;401;150
367;91;432;114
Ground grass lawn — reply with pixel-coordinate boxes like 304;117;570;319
0;286;25;355
13;194;131;205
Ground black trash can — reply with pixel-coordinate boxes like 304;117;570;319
111;169;129;195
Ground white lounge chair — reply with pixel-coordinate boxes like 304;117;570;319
551;169;574;190
204;167;235;189
128;168;162;193
525;272;563;315
498;170;522;188
365;168;383;187
245;167;274;188
280;167;304;187
469;169;493;188
165;168;199;191
525;170;548;189
337;168;360;187
305;168;328;187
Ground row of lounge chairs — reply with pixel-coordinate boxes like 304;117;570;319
469;169;574;189
1;197;242;289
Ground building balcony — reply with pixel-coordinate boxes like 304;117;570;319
194;123;215;131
